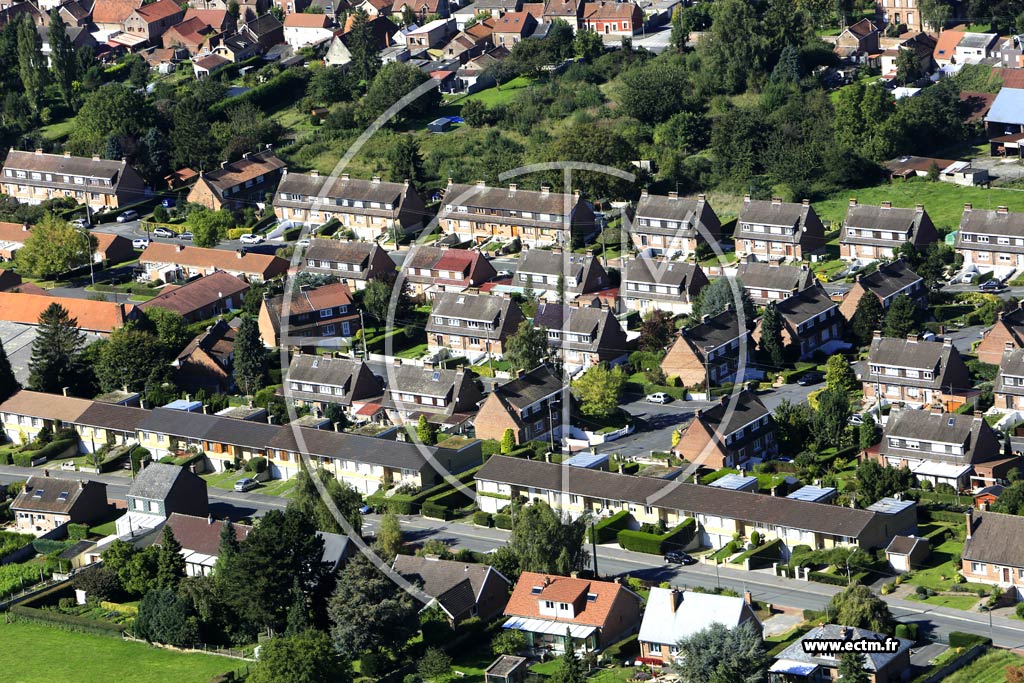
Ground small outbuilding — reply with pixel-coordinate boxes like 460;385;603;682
885;535;930;573
428;117;453;133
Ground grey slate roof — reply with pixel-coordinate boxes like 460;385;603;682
426;292;521;340
959;207;1024;239
74;402;149;432
736;198;818;241
2;149;136;195
392;555;507;619
773;285;837;327
880;408;996;465
735;262;815;293
857;259;923;299
493;365;563;409
387;364;463;398
963;510;1024;568
137;408;279;448
868;336;947;370
681;308;746;352
304;239;390;277
624;258;702;289
696;390;772;438
517;249;591;281
634;193;719;238
12;475;96;514
127;463;189;501
287;354;381;392
276;173;409;215
267;427;438;471
774;625;912;673
845;203;926;232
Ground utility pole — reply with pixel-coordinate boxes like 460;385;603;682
358;310;368;358
591;519;599;578
704;345;713;400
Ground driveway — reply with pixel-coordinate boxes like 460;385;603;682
758;382;818;412
595;397;714;458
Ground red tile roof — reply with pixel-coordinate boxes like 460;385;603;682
138;270;249;317
164;513;252;555
284;12;331;27
505;572;631;628
0;291;134;332
0;221;30;243
92;0;139;24
184;8;231;28
135;0;183;22
139;243;288;279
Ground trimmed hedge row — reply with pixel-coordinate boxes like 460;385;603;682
588;511;631;544
617;519;696;554
494;513;513;530
473;511;492;527
948;631;992;648
10;605;125;638
808;570;868;586
11;439;78;467
729;538;784;566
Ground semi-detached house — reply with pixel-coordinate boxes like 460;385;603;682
961;509;1024;596
302;239;396;291
284;353;384;413
139;243;289;283
955;204;1024;272
753;285;844;361
425;291;525;361
992;346;1024;414
622;258;708;316
840;199;939;263
630;191;723;258
1;149;146;211
977;303;1024;364
863;332;972;409
401;245;496;297
734;261;816;306
474;365;566;445
513;248;608;301
672;391;777;470
257;282;361;347
660;307;753;388
734;196;826;263
533;301;629;373
837;259;925;324
187;148;286;211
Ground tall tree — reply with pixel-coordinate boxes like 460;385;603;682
673;621;768;683
825;355;857;394
510;500;589;575
838;652;870;683
373;512;403;561
882;294;918;338
773;399;813;453
572;364;627;419
548;641;587;683
143;307;192;356
670;5;687;52
328;553;419;659
362;61;439;122
233;316;266;395
0;338;20;401
759;302;786;368
693;277;756;323
156;524;186;589
895;48;923;86
284;577;312;636
16;15;45;115
289;467;364;534
49;10;77;109
15;213;95;278
171;96;217;170
95;327;166;392
505;321;549;372
814;388;850;448
28;303;86;395
135;587;200;647
573;28;604;62
345;8;382;83
827;584;894;634
249;631;351;683
638;309;675;353
850;292;883;346
384;135;423;188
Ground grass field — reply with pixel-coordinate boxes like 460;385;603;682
903;538;966;592
450;76;535;109
0;620;246;683
940;649;1024;683
907;593;981;610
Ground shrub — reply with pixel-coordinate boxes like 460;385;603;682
915;585;928;596
894;623;918;641
494;513;513;529
1016;602;1024;620
420;501;450;520
750;531;762;546
248;456;267;474
589;510;632;544
617;519;695;554
473;510;492;527
10;605;125;637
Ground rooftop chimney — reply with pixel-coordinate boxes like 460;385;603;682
393;357;402;366
34;148;43;155
640;188;649;198
965;509;974;539
310;170;319;177
340;172;350;180
540;186;550;194
907;334;918;343
508;183;517;192
915;204;924;212
964;203;973;212
743;590;752;605
697;193;706;202
237;250;244;259
371;176;381;184
62;387;69;397
208;514;214;525
880;201;892;209
873;330;882;339
998;206;1009;214
668;191;678;199
63;150;70;158
801;199;810;206
743;194;752;202
1007;341;1015;353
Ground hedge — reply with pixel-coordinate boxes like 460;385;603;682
588;511;632;544
729;538;784;566
208;67;310;117
494;513;513;529
617;519;696;554
421;501;450;520
11;438;79;467
10;605;125;638
473;511;492;527
502;447;534;459
920;509;971;524
948;631;992;648
808;570;868;586
227;227;254;239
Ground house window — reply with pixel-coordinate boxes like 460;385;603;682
972;562;987;573
320;308;333;318
650;643;662;654
544;600;555;608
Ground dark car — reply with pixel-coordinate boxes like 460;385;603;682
665;550;697;565
797;371;824;386
161;198;176;208
979;279;1006;292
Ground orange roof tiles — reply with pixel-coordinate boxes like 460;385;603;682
505;572;631;628
284;12;331;27
136;0;183;22
139;243;288;279
0;291;133;332
933;24;965;60
0;221;30;243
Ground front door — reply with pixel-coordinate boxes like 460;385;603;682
1004;567;1011;583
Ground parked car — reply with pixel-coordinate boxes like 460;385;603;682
297;238;311;248
234;477;258;492
646;392;671;404
848;414;864;426
117;210;139;223
179;231;193;241
979;279;1006;292
495;270;513;279
71;218;91;229
797;371;824;386
240;233;264;244
161;198;176;208
664;550;697;565
132;238;151;249
152;227;175;238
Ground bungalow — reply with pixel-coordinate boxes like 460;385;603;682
12;475;109;535
473;365;565;445
638;587;760;665
187;148;286;211
283;353;384;413
214;32;261;62
961;509;1024;595
955;204;1024;272
440;180;596;248
425;291;525;361
257;282;361;347
753;285;844;361
275;171;426;240
0;391;93;445
401;245;497;297
534;301;629;373
0;149;146;212
769;625;912;683
502;572;643;653
384;362;484;426
393;554;511;624
116;462;209;537
172;319;238;394
192;53;231;78
139;243;289;283
283;12;334;49
734;261;816;306
840;199;939;263
660;307;752;388
863;333;972;409
491;10;535;46
302;239;396;290
513;248;609;301
672;390;778;470
621;258;708;316
122;0;185;42
734;196;826;263
837;259;926;324
138;270;249;323
630;191;723;258
159;513;252;577
581;0;642;36
0;291;136;334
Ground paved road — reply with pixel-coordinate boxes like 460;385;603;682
595;397;712;458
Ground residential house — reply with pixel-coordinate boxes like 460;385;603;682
172;319;238;393
491;10;534;46
630;191;723;258
734;261;816;306
834;17;879;63
357;0;394;17
240;12;285;48
876;0;923;31
192;53;231;77
425;291;525;361
0;390;93;445
955;32;998;64
998;34;1024;69
1;149;146;211
840;199;939;263
502;572;643;653
187;148;287;211
73;402;150;453
0;291;135;334
394;0;451;21
122;0;185;42
533;301;630;373
769;624;912;683
401;245;497;297
274;171;426;240
753;285;844;361
542;0;581;30
135;407;281;471
476;456;916;555
734;196;826;263
138;270;250;323
257;282;361;347
980;305;1024;364
994;346;1024;411
441;20;494;62
955;204;1024;272
581;0;641;36
873;408;1004;490
214;32;262;61
622;257;708;316
160;513;252;577
440;180;596;248
961;509;1024;595
638;587;760;665
92;0;140;31
879;31;936;77
139;243;289;282
384;362;484;426
513;248;609;301
302;239;396;290
837;259;926;323
672;391;777;469
863;333;972;409
116;462;209;536
392;554;511;624
0;222;34;260
93;233;135;265
192;0;270;23
932;24;964;66
474;365;565;445
185;8;237;34
283;353;384;413
324;16;401;66
406;17;455;52
454;46;507;93
162;16;221;54
12;475;109;535
283;12;334;49
660;307;752;388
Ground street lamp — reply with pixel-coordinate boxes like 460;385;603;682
548;400;562;454
78;228;95;288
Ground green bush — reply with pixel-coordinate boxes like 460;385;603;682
589;511;632;544
729;538;783;566
473;511;492;527
617;519;695;554
420;501;450;520
247;456;267;474
1015;602;1024;620
12;451;37;467
10;605;125;637
494;513;513;530
503;447;533;459
948;631;991;648
894;623;918;641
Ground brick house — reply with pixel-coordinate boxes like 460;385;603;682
638;588;759;666
580;0;642;36
187;148;287;211
274;171;426;241
440;180;596;248
734;196;826;263
172;319;237;393
192;0;269;24
122;0;184;42
770;624;913;683
834;17;880;63
994;346;1024;410
384;362;484;426
184;8;237;34
622;257;708;316
672;391;777;469
0;291;136;334
513;248;609;301
284;353;384;413
977;303;1024;365
92;0;141;32
116;463;209;537
474;365;565;445
491;10;535;46
660;307;753;388
426;291;525;361
961;509;1024;597
840;199;939;263
257;282;361;347
139;243;289;283
631;191;723;258
863;332;972;409
734;260;816;306
393;555;511;625
162;16;222;54
542;0;582;29
302;239;396;291
753;285;845;361
955;204;1024;272
837;259;926;324
12;475;109;535
1;149;146;211
503;572;643;653
401;245;497;298
138;270;249;323
533;301;629;373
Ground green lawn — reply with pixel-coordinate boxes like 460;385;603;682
202;469;245;491
907;593;980;610
455;77;534;108
258;477;299;498
0;620;247;683
940;649;1024;683
903;538;965;591
39;117;77;142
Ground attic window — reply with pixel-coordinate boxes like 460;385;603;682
586;593;598;602
431;371;440;381
58;492;69;501
457;296;465;304
34;489;44;498
312;359;319;368
531;586;543;594
948;417;955;426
